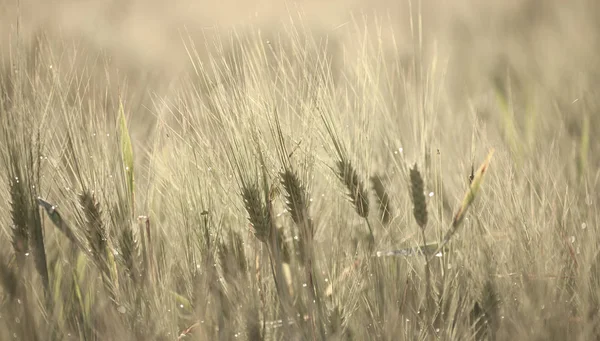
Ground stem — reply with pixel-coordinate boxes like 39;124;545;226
366;218;375;249
421;228;432;322
303;234;326;341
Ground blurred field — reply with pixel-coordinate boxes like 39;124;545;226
0;0;599;340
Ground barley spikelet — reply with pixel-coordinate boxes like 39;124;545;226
320;110;371;220
371;174;392;225
242;184;271;243
113;202;139;283
119;226;139;282
409;164;428;229
337;159;370;219
280;170;311;231
78;190;120;299
4;128;50;303
281;169;313;264
9;171;29;268
80;191;108;269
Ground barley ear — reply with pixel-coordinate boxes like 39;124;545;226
337;159;370;219
410;163;433;319
409;164;428;229
80;191;108;269
241;184;271;243
281;169;312;233
9;168;29;269
79;191;119;297
321;113;372;240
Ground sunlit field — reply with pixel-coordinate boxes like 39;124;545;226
1;0;599;340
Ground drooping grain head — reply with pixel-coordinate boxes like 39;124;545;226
337;159;369;219
409;164;428;229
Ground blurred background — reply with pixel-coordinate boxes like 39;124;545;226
1;0;599;151
3;0;599;92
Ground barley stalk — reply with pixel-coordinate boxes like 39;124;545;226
409;164;432;319
432;149;495;258
268;109;326;340
321;112;373;243
337;159;370;220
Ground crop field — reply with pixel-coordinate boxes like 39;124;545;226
0;0;599;340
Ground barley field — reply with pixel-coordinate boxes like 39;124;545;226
1;0;599;340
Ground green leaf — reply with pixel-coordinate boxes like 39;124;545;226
578;113;590;181
169;290;192;311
